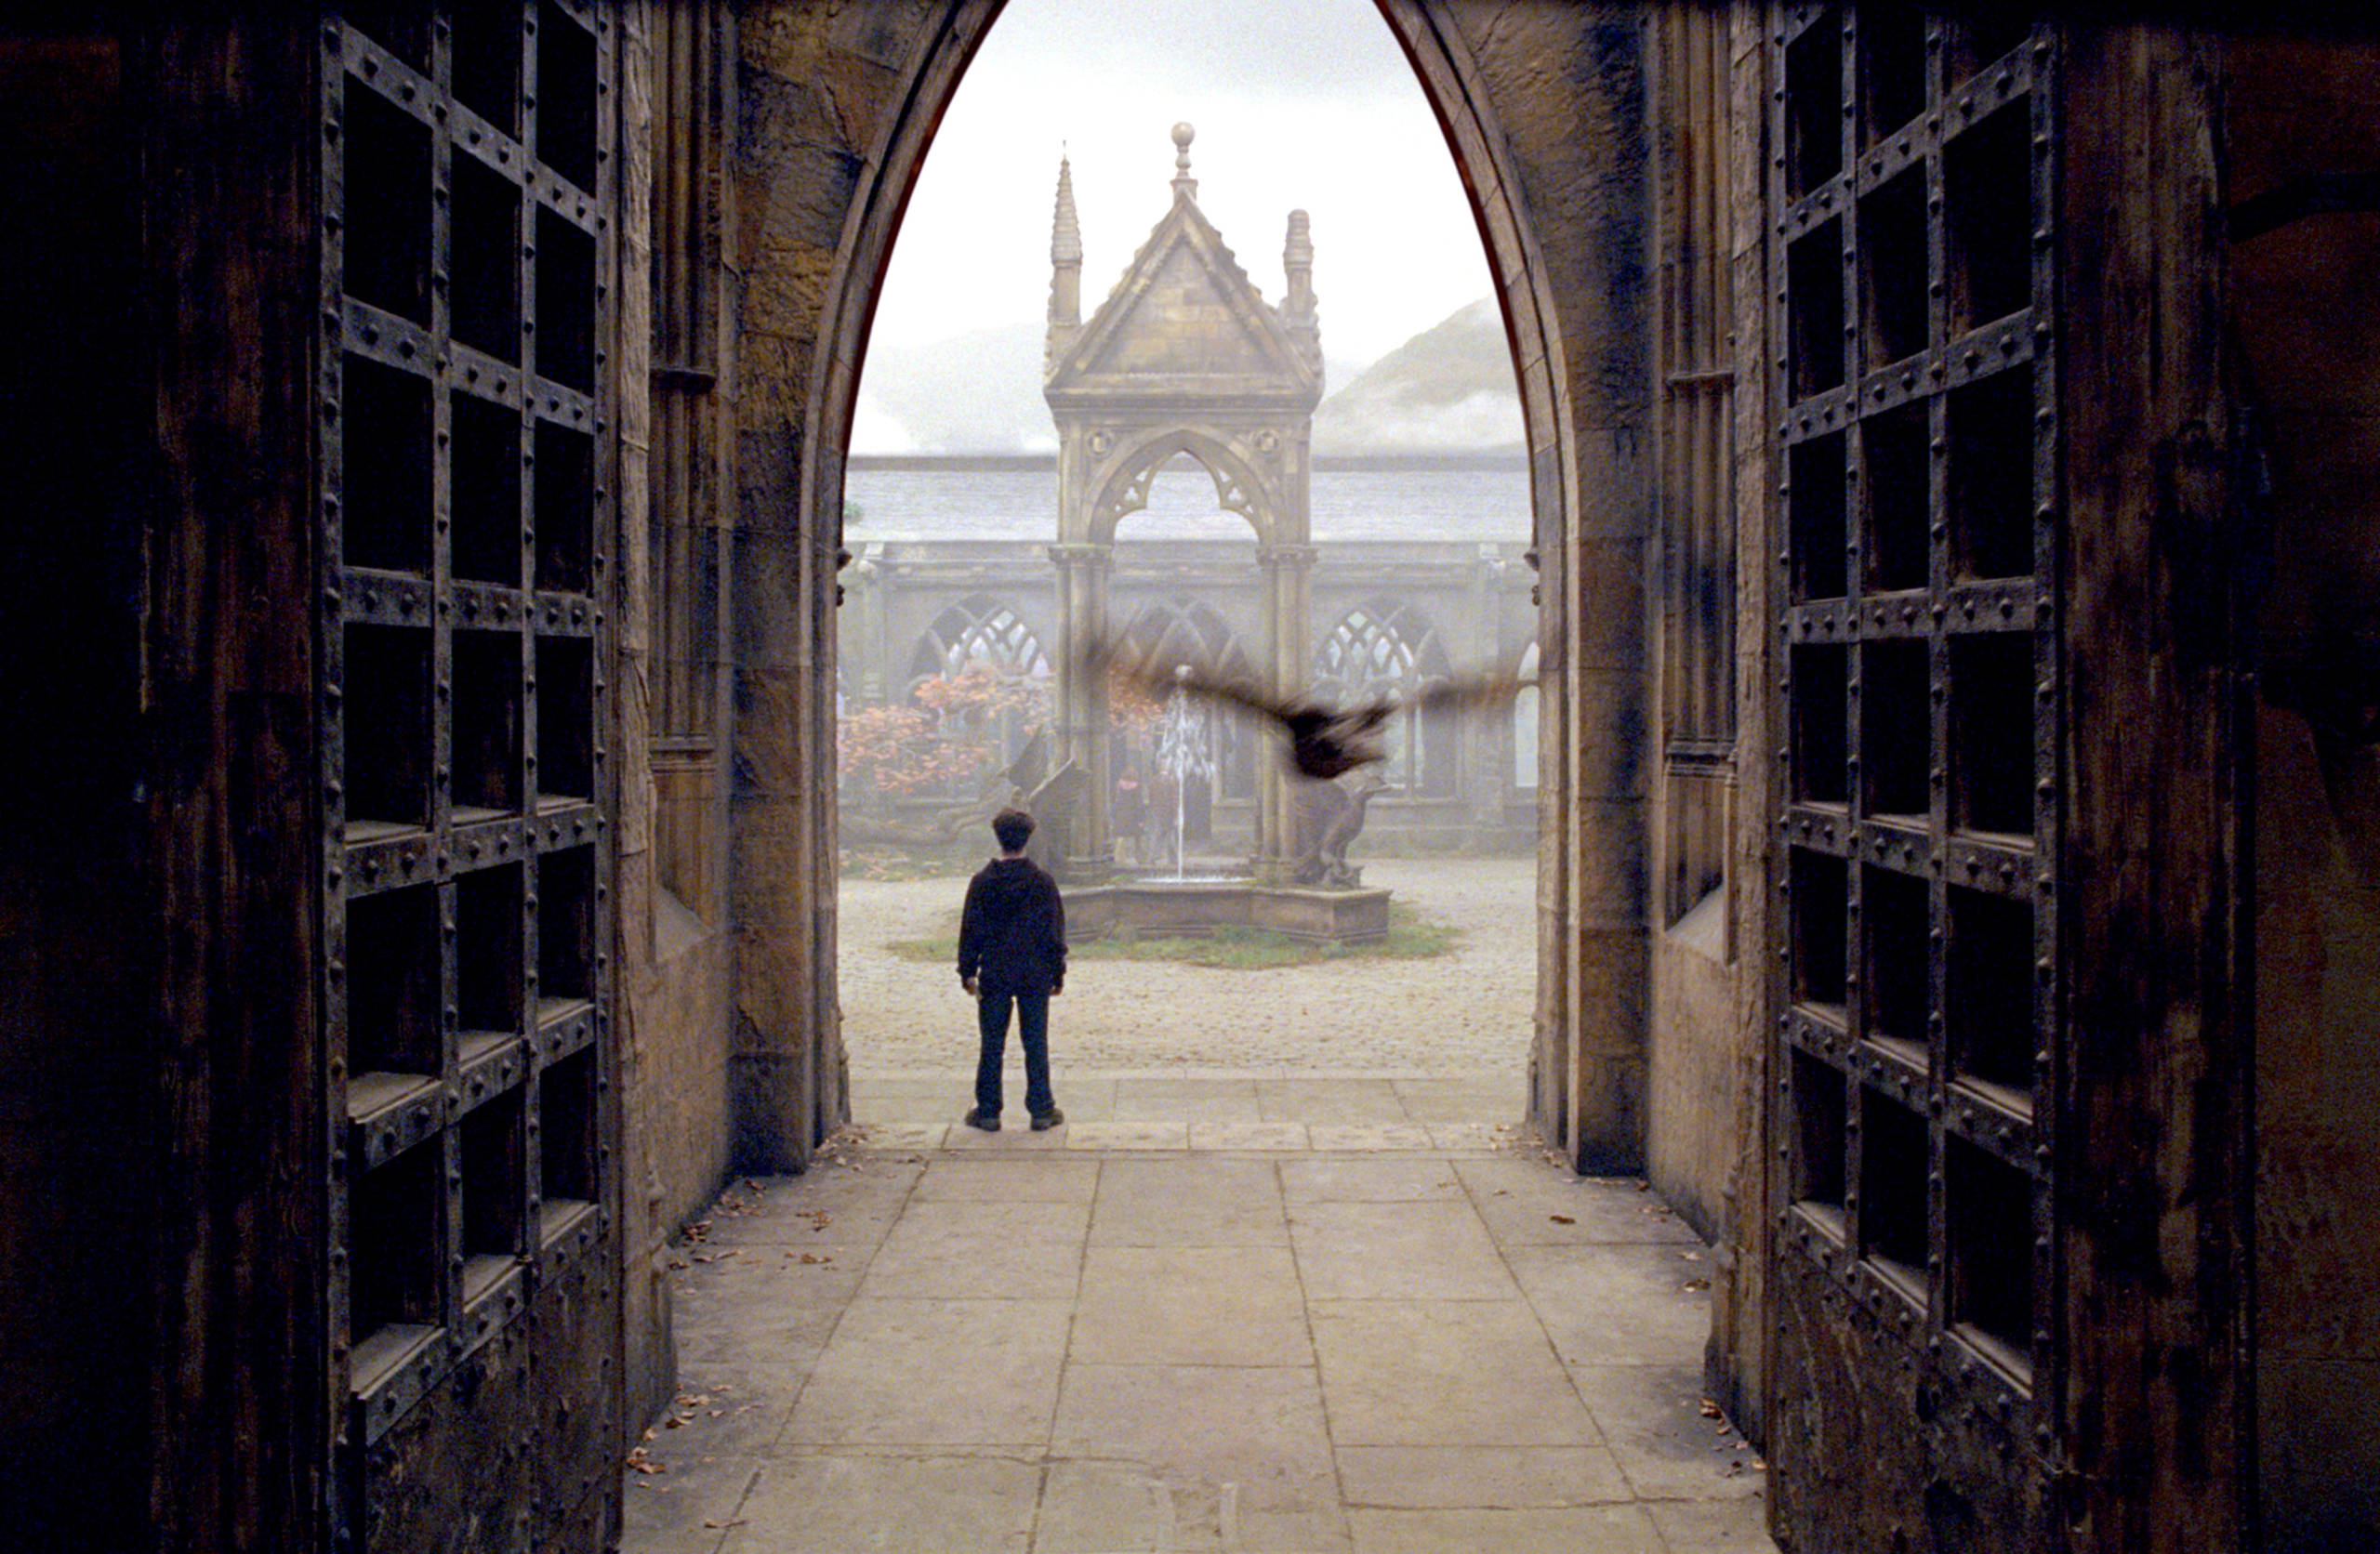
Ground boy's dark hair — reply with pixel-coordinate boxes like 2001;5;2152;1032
991;808;1035;852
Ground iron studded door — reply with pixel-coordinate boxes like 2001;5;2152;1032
316;3;619;1547
1765;7;2063;1547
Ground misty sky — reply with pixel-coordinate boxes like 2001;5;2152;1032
863;0;1496;369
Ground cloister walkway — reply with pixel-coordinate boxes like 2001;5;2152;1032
618;1077;1775;1554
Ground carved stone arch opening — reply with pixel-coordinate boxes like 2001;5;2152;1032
773;2;1639;1182
1091;430;1272;546
897;594;1054;799
909;594;1054;683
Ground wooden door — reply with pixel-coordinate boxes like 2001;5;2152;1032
1765;7;2064;1546
318;4;620;1547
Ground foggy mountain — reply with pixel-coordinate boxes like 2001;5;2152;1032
853;322;1052;454
1309;297;1523;455
852;299;1519;455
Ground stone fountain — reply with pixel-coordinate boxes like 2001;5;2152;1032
1067;668;1391;946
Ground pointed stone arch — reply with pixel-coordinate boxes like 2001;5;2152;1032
1113;596;1263;805
1315;597;1457;795
1091;431;1269;543
909;594;1053;684
767;2;1647;1176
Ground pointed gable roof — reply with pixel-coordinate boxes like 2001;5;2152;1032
1044;186;1320;410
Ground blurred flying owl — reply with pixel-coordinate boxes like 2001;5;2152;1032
1089;641;1533;783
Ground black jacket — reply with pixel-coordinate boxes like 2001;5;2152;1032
957;855;1066;995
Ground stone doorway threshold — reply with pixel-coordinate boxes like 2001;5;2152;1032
622;1073;1775;1554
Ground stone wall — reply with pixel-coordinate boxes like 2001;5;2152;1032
1638;16;1766;1456
1646;896;1736;1243
1378;1;1656;1178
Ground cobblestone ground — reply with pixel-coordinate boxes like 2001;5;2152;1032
837;856;1537;1076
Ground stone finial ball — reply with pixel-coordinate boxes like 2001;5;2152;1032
1171;122;1196;150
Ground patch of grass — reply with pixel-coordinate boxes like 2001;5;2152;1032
883;904;1461;971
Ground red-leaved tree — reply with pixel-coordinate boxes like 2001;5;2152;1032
840;666;1050;798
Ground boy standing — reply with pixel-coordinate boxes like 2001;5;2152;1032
957;808;1066;1131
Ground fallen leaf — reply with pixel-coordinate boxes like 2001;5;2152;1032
1550;1214;1575;1225
1699;1398;1723;1418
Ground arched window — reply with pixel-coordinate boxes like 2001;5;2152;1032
909;596;1051;683
1513;640;1540;791
898;597;1052;797
1314;599;1454;795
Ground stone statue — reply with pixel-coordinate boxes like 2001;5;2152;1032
1289;770;1388;889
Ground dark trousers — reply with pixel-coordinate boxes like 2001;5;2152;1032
974;989;1054;1117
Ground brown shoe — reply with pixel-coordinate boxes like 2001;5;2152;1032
964;1108;1000;1132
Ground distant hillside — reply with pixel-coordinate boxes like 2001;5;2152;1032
1311;297;1522;455
854;322;1051;454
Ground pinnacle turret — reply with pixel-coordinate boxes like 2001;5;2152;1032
1281;209;1319;371
1046;151;1083;374
1051;151;1082;270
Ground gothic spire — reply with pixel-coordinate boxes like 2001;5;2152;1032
1051;150;1082;270
1046;151;1083;369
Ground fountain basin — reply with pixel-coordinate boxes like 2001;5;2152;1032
1067;878;1390;945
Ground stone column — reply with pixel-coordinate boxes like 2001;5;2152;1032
1462;544;1504;840
851;547;888;705
1049;541;1114;881
1254;542;1316;883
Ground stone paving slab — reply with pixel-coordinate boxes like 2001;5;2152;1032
783;1297;1074;1447
1306;1297;1596;1446
847;1070;1536;1158
1189;1120;1314;1152
1334;1443;1633;1509
1070;1245;1313;1366
1347;1503;1671;1554
623;1130;1775;1554
1289;1200;1519;1301
722;1452;1043;1554
1089;1157;1290;1247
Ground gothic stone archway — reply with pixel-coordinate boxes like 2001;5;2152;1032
751;0;1646;1251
